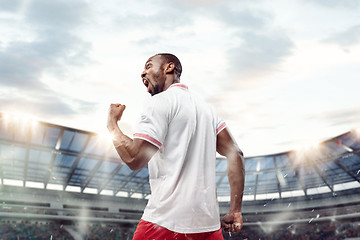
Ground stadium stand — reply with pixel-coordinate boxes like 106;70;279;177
0;112;360;239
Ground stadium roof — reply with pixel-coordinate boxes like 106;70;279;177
0;112;359;202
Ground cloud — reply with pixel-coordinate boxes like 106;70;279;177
0;88;97;118
308;107;360;128
0;0;94;118
0;32;92;90
214;6;270;30
322;25;360;47
323;108;360;127
175;0;263;8
0;1;92;88
133;35;162;47
26;0;90;29
132;2;294;89
303;0;360;9
115;6;194;34
114;0;266;43
0;0;22;12
0;94;75;116
191;4;294;83
0;43;45;89
227;30;294;77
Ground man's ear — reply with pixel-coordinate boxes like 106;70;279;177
165;62;175;74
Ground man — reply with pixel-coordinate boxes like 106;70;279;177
107;53;244;240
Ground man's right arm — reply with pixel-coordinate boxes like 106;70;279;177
107;104;158;171
216;127;245;233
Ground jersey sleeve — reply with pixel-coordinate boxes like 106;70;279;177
209;104;226;135
134;95;170;149
216;116;226;135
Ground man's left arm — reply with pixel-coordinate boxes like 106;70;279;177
217;127;245;233
107;104;158;171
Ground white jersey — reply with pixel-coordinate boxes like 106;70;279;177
134;83;226;233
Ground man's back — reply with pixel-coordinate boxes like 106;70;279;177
134;83;225;233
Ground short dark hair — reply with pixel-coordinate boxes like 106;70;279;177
157;53;182;80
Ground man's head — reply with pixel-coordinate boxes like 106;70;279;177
156;53;182;80
141;53;182;96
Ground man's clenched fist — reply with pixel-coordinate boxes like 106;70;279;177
107;104;126;130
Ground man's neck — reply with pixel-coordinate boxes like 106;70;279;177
163;78;180;92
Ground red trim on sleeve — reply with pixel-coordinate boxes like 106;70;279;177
216;123;226;134
134;133;162;148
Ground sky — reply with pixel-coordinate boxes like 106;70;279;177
0;0;359;157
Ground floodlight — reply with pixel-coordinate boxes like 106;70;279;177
100;189;113;196
25;181;44;189
116;191;128;197
354;128;360;137
13;115;20;122
83;187;98;194
256;192;279;201
256;161;260;172
46;183;63;191
277;171;287;187
3;178;23;187
95;130;114;148
295;141;320;153
131;193;143;199
217;196;230;202
281;190;305;198
333;181;360;191
31;119;38;128
242;195;254;201
65;185;81;192
3;113;10;121
55;142;61;150
307;186;331;195
2;112;39;132
341;144;353;152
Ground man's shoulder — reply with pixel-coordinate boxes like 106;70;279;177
145;91;174;113
153;85;182;101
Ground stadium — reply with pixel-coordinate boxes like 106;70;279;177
1;0;359;239
1;112;359;239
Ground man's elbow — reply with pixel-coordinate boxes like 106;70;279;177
231;150;245;171
125;157;147;171
229;148;244;159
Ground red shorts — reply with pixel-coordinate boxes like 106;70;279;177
132;219;224;240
